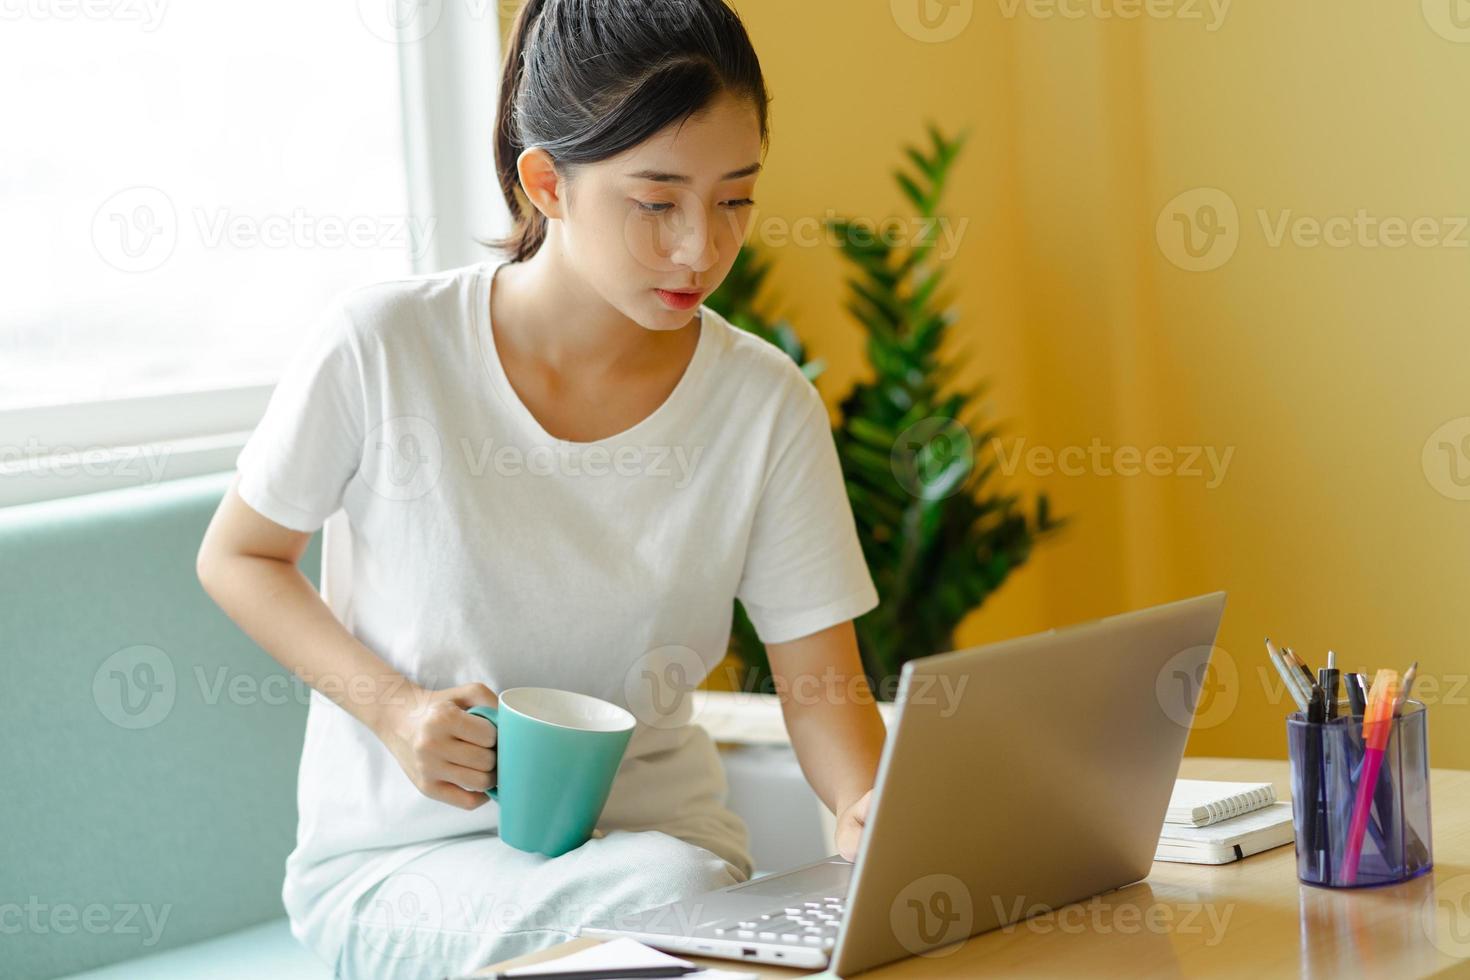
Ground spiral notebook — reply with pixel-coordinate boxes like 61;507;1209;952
1156;801;1295;865
1165;779;1277;827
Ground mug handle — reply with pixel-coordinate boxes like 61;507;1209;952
466;704;499;801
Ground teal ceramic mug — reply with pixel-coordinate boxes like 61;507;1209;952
467;688;637;857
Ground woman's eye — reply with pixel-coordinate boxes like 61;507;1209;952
635;199;756;214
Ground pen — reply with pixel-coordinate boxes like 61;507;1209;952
1319;650;1340;721
467;967;701;980
1341;669;1400;884
1266;638;1310;712
1305;683;1328;880
1344;671;1366;718
1394;661;1419;716
1285;646;1316;690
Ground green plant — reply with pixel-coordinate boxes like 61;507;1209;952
714;122;1063;697
705;246;825;382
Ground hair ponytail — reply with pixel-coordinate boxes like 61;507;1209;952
490;0;553;263
485;0;770;264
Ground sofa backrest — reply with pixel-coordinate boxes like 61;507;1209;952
0;471;318;978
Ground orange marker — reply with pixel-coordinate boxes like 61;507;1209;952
1341;669;1399;884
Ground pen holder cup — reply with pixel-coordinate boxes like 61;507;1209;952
1285;701;1432;888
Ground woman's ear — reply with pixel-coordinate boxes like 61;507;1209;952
517;147;568;221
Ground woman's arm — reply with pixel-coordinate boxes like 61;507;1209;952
765;619;886;861
195;475;498;809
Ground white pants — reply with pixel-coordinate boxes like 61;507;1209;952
330;827;748;979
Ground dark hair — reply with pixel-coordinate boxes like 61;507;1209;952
488;0;771;262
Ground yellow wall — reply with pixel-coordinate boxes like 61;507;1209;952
504;2;1470;769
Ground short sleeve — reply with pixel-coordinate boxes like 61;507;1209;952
234;297;366;533
736;385;880;644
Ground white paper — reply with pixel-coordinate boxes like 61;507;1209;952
503;936;759;980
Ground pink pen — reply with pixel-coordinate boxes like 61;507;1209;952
1341;669;1399;885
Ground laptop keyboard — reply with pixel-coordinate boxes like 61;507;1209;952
711;896;845;948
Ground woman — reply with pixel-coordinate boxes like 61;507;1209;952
196;1;886;976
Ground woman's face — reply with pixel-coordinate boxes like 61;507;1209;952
559;90;763;331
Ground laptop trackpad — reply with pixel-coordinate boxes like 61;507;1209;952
725;859;852;898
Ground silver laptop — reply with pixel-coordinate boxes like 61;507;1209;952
579;592;1227;975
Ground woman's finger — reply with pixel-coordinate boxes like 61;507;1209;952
443;738;495;773
430;780;490;811
433;760;494;793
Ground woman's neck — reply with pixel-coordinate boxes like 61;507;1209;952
494;231;692;377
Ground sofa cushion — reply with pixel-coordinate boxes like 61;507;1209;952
0;472;319;978
60;919;329;980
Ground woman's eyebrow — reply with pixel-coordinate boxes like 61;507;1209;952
625;162;762;184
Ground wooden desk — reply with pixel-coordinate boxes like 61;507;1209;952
477;758;1470;978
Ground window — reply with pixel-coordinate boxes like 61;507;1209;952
0;5;414;412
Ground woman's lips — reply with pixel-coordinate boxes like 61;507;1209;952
654;288;703;310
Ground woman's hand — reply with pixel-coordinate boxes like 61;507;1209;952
376;682;499;810
835;788;874;862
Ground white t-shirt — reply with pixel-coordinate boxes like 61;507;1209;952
233;257;879;955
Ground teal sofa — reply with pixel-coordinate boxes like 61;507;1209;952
0;471;331;979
